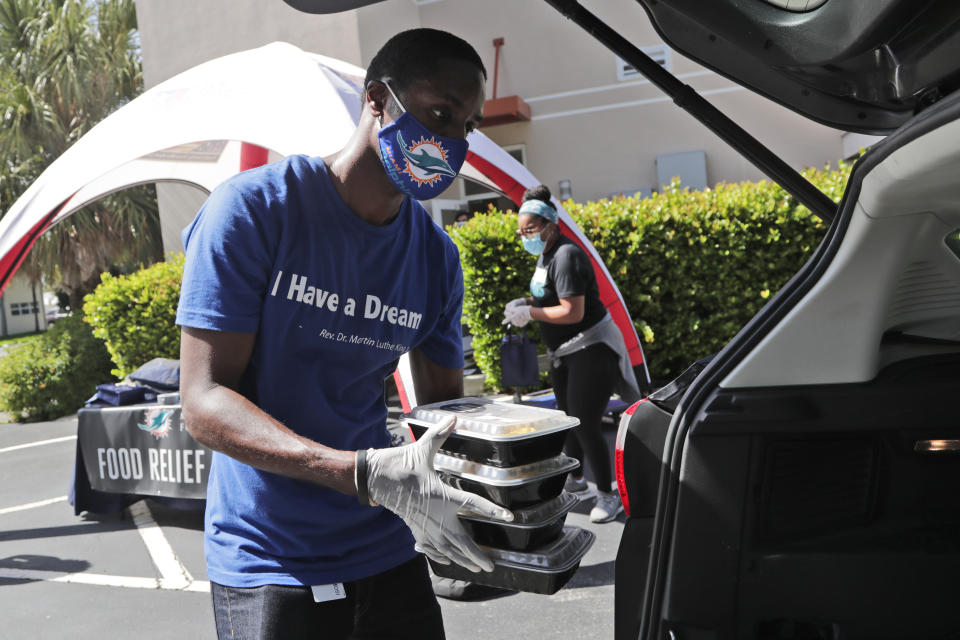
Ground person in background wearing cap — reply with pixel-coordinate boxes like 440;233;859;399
177;29;512;640
504;185;641;524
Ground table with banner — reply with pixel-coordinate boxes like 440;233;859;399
71;403;211;514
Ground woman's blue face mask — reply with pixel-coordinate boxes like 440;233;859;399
518;218;550;255
376;81;469;201
521;232;547;256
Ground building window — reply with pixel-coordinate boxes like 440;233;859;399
9;302;36;316
617;45;671;81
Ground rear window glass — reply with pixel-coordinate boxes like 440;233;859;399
944;229;960;259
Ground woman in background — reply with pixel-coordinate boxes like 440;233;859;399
503;185;640;523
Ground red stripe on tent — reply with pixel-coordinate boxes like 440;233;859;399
465;151;526;206
0;204;64;296
240;143;269;171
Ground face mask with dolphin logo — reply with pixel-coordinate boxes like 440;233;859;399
376;80;469;200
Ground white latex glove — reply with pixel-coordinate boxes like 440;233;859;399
365;417;514;573
505;297;528;311
502;303;532;327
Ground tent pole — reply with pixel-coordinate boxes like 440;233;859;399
541;0;838;223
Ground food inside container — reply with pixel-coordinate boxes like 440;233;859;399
458;491;578;551
428;526;596;595
404;397;579;467
435;452;579;509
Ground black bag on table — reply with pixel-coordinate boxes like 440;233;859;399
500;327;540;388
127;358;180;391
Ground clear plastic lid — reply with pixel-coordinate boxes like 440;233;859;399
403;397;579;440
459;491;579;527
485;526;596;572
157;392;180;405
435;453;579;486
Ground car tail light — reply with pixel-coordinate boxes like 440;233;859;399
615;399;647;517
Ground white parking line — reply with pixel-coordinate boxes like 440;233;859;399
0;498;208;592
128;500;194;590
0;496;68;515
0;435;76;454
0;567;210;592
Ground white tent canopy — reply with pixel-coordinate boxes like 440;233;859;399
0;42;362;279
0;42;648;405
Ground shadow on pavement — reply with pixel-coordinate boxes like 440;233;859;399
432;576;518;602
0;554;91;585
146;501;205;531
565;559;614;589
0;519;130;543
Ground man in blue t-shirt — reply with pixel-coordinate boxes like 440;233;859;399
177;29;512;639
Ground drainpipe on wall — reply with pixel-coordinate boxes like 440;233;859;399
492;37;504;100
0;293;6;338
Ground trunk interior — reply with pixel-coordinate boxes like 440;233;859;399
634;88;960;640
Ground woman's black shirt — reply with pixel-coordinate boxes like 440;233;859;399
530;236;606;350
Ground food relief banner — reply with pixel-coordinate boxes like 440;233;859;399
77;405;210;498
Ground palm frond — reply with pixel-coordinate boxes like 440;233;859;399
2;0;154;299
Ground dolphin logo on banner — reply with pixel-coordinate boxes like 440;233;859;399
138;407;174;439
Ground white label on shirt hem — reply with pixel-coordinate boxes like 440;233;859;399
311;583;346;602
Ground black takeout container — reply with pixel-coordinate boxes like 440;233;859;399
428;526;596;595
458;491;578;551
435;453;579;509
404;397;579;467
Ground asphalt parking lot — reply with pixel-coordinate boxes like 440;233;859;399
0;415;624;639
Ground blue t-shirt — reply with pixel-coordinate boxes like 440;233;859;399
176;155;464;587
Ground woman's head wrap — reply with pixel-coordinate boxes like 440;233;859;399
518;199;558;223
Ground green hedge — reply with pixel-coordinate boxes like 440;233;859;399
451;208;547;391
83;254;184;378
0;315;114;421
453;163;852;388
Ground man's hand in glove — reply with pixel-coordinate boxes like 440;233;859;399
502;303;532;327
364;417;514;573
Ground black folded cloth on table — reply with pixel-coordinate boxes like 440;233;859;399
84;358;180;407
88;383;149;406
127;357;180;391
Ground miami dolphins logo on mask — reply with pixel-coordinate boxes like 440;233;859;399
397;130;459;186
377;81;469;200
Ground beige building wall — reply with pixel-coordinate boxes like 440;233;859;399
134;0;847;208
135;0;363;88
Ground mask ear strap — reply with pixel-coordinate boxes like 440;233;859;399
541;219;555;242
380;79;407;114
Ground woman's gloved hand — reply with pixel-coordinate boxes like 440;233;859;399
364;417;513;573
505;297;528;310
502;303;532;327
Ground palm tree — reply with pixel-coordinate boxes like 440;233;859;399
0;0;162;310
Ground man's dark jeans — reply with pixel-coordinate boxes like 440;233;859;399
210;556;445;639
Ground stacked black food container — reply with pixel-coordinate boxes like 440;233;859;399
403;397;595;595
